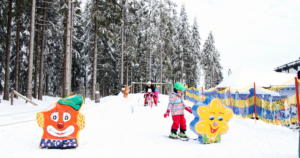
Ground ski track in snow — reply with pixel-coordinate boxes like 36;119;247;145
0;94;298;158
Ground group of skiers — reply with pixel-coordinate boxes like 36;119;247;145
143;81;192;140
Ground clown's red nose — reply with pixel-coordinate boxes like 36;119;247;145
57;122;64;129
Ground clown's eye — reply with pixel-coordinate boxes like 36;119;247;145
51;112;59;122
63;112;71;122
209;115;215;120
218;116;223;121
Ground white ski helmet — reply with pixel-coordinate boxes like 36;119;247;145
147;81;151;85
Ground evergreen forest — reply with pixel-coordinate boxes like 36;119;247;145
0;0;223;100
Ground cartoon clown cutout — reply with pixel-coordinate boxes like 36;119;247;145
36;95;85;148
190;97;233;144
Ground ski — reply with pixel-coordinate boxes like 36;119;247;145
163;135;179;140
178;137;189;141
163;135;190;141
293;127;300;132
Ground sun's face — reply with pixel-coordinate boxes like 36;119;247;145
195;98;233;141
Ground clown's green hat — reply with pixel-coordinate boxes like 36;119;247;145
58;95;83;111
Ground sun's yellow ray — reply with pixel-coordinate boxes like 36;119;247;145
193;98;233;143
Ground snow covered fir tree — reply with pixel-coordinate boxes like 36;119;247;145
0;0;224;100
201;31;223;89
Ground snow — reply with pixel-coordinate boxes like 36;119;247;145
0;94;298;158
216;65;296;88
266;71;297;86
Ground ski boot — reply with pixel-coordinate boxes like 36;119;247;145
178;129;189;141
169;133;178;139
169;129;178;139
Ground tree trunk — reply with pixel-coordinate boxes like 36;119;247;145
181;50;184;83
15;3;21;98
104;80;107;97
91;0;98;100
19;52;23;94
149;48;151;82
102;80;104;97
62;9;67;97
126;57;128;86
3;0;13;100
26;0;36;100
63;0;72;97
38;1;47;100
120;7;124;85
62;47;65;97
46;73;48;95
131;62;132;85
72;71;75;92
160;0;163;92
84;63;86;97
145;60;147;83
34;17;39;99
148;0;151;82
69;2;73;94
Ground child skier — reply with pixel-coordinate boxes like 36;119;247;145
155;85;160;103
163;82;192;140
144;81;157;106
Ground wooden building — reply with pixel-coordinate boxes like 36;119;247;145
274;58;300;79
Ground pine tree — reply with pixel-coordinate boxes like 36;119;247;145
3;0;13;100
0;0;206;98
123;0;139;86
0;0;9;93
43;0;67;96
33;0;41;99
190;17;201;87
71;0;85;94
26;0;37;100
14;0;24;98
177;4;191;84
62;0;72;97
213;49;223;86
38;0;47;100
79;0;95;97
91;0;99;100
13;0;31;96
91;0;122;96
201;31;223;89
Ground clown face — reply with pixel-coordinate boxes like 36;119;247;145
37;95;85;148
42;105;79;139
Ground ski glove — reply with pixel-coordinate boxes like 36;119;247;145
164;109;170;118
185;107;192;114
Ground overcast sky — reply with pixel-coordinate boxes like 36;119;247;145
172;0;300;83
81;0;299;86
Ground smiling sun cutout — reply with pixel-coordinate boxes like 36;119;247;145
190;97;233;144
36;95;85;148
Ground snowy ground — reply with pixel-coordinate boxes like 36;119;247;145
0;93;298;158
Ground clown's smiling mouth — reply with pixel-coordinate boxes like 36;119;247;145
209;124;219;133
47;125;75;137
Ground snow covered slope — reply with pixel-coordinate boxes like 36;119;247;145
0;94;298;158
